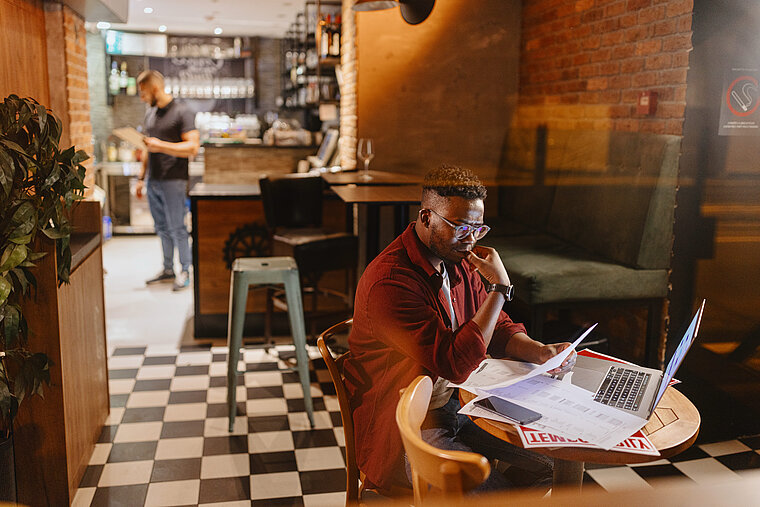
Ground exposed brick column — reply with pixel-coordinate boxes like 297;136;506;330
45;3;95;194
340;0;357;169
517;0;693;135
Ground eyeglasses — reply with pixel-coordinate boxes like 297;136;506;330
422;209;491;241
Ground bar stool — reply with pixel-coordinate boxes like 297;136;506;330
227;256;315;431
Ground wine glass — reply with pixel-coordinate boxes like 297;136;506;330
357;138;375;180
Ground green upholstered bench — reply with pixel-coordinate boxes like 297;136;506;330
486;131;680;367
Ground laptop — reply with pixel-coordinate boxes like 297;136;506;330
570;300;705;419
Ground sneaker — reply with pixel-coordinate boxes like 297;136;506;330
173;270;190;291
146;269;175;285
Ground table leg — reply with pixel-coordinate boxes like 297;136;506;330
552;458;584;490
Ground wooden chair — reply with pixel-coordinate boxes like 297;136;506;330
317;319;360;507
318;319;413;506
396;376;490;504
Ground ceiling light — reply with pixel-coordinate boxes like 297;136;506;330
214;27;223;35
353;0;435;25
143;7;153;14
96;21;111;30
158;25;167;32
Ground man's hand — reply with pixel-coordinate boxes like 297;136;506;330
143;137;164;153
466;246;510;286
136;179;145;198
538;342;577;375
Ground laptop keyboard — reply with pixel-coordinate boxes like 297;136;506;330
594;366;652;411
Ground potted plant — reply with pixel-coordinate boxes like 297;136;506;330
0;95;87;500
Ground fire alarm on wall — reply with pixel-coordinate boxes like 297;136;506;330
637;91;658;116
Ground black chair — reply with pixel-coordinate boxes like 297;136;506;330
259;173;358;339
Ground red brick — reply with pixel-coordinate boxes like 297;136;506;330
638;5;666;24
622;89;641;102
657;103;685;118
582;36;602;50
580;91;602;104
591;48;612;63
564;13;583;28
666;0;693;17
581;8;605;23
600;61;621;75
654;19;678;36
598;18;620;33
660;68;688;84
604;1;627;17
676;13;692;31
610;104;631;117
632;71;658;87
573;53;592;65
672;52;690;67
621;58;645;73
635;39;662;55
640;120;666;134
654;87;675;101
612;45;636;59
609;74;632;89
615;119;640;131
627;0;652;10
662;33;692;52
665;119;684;135
645;54;673;70
600;90;622;103
575;0;595;11
587;77;609;90
601;31;626;46
619;13;639;27
674;85;687;101
560;93;580;104
579;64;601;78
626;25;652;42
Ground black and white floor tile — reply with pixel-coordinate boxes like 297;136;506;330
73;344;760;506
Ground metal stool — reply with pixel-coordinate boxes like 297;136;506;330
227;256;314;431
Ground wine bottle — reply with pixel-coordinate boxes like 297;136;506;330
108;61;121;95
331;15;341;56
119;62;129;89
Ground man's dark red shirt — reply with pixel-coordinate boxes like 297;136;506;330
343;223;526;491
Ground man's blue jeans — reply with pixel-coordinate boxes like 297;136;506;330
146;178;191;273
404;393;553;493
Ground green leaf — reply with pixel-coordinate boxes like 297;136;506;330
3;305;19;348
0;244;27;272
0;277;9;305
0;139;27;156
41;227;68;239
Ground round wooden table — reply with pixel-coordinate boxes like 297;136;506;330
460;386;701;490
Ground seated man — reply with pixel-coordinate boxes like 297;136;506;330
343;165;575;493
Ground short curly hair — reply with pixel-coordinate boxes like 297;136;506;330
422;164;487;200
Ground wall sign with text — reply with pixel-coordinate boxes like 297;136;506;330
719;69;760;136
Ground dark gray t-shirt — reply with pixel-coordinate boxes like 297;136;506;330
144;99;195;180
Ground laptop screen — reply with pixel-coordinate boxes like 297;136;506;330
652;300;705;408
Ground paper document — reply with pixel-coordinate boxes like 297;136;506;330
453;323;597;391
113;127;146;148
516;426;659;456
486;375;647;449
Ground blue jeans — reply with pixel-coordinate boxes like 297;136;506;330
146;178;191;272
404;393;553;493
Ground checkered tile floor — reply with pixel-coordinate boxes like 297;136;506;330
73;344;760;506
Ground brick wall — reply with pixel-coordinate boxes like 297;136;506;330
339;0;357;169
45;4;95;192
517;0;693;135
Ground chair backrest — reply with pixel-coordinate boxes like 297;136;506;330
396;376;490;505
317;319;358;507
260;173;324;229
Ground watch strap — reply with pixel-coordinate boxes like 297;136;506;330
487;283;514;301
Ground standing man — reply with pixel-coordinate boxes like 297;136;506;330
343;165;576;493
136;70;199;291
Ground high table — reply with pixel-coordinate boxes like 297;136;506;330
459;386;700;490
322;169;422;186
329;184;423;262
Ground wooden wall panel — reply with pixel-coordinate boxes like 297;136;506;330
59;245;108;498
356;0;520;179
0;0;50;104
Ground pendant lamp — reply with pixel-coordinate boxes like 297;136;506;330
352;0;435;25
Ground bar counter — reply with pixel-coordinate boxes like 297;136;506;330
202;142;315;185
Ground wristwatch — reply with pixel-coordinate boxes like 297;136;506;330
487;283;514;301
